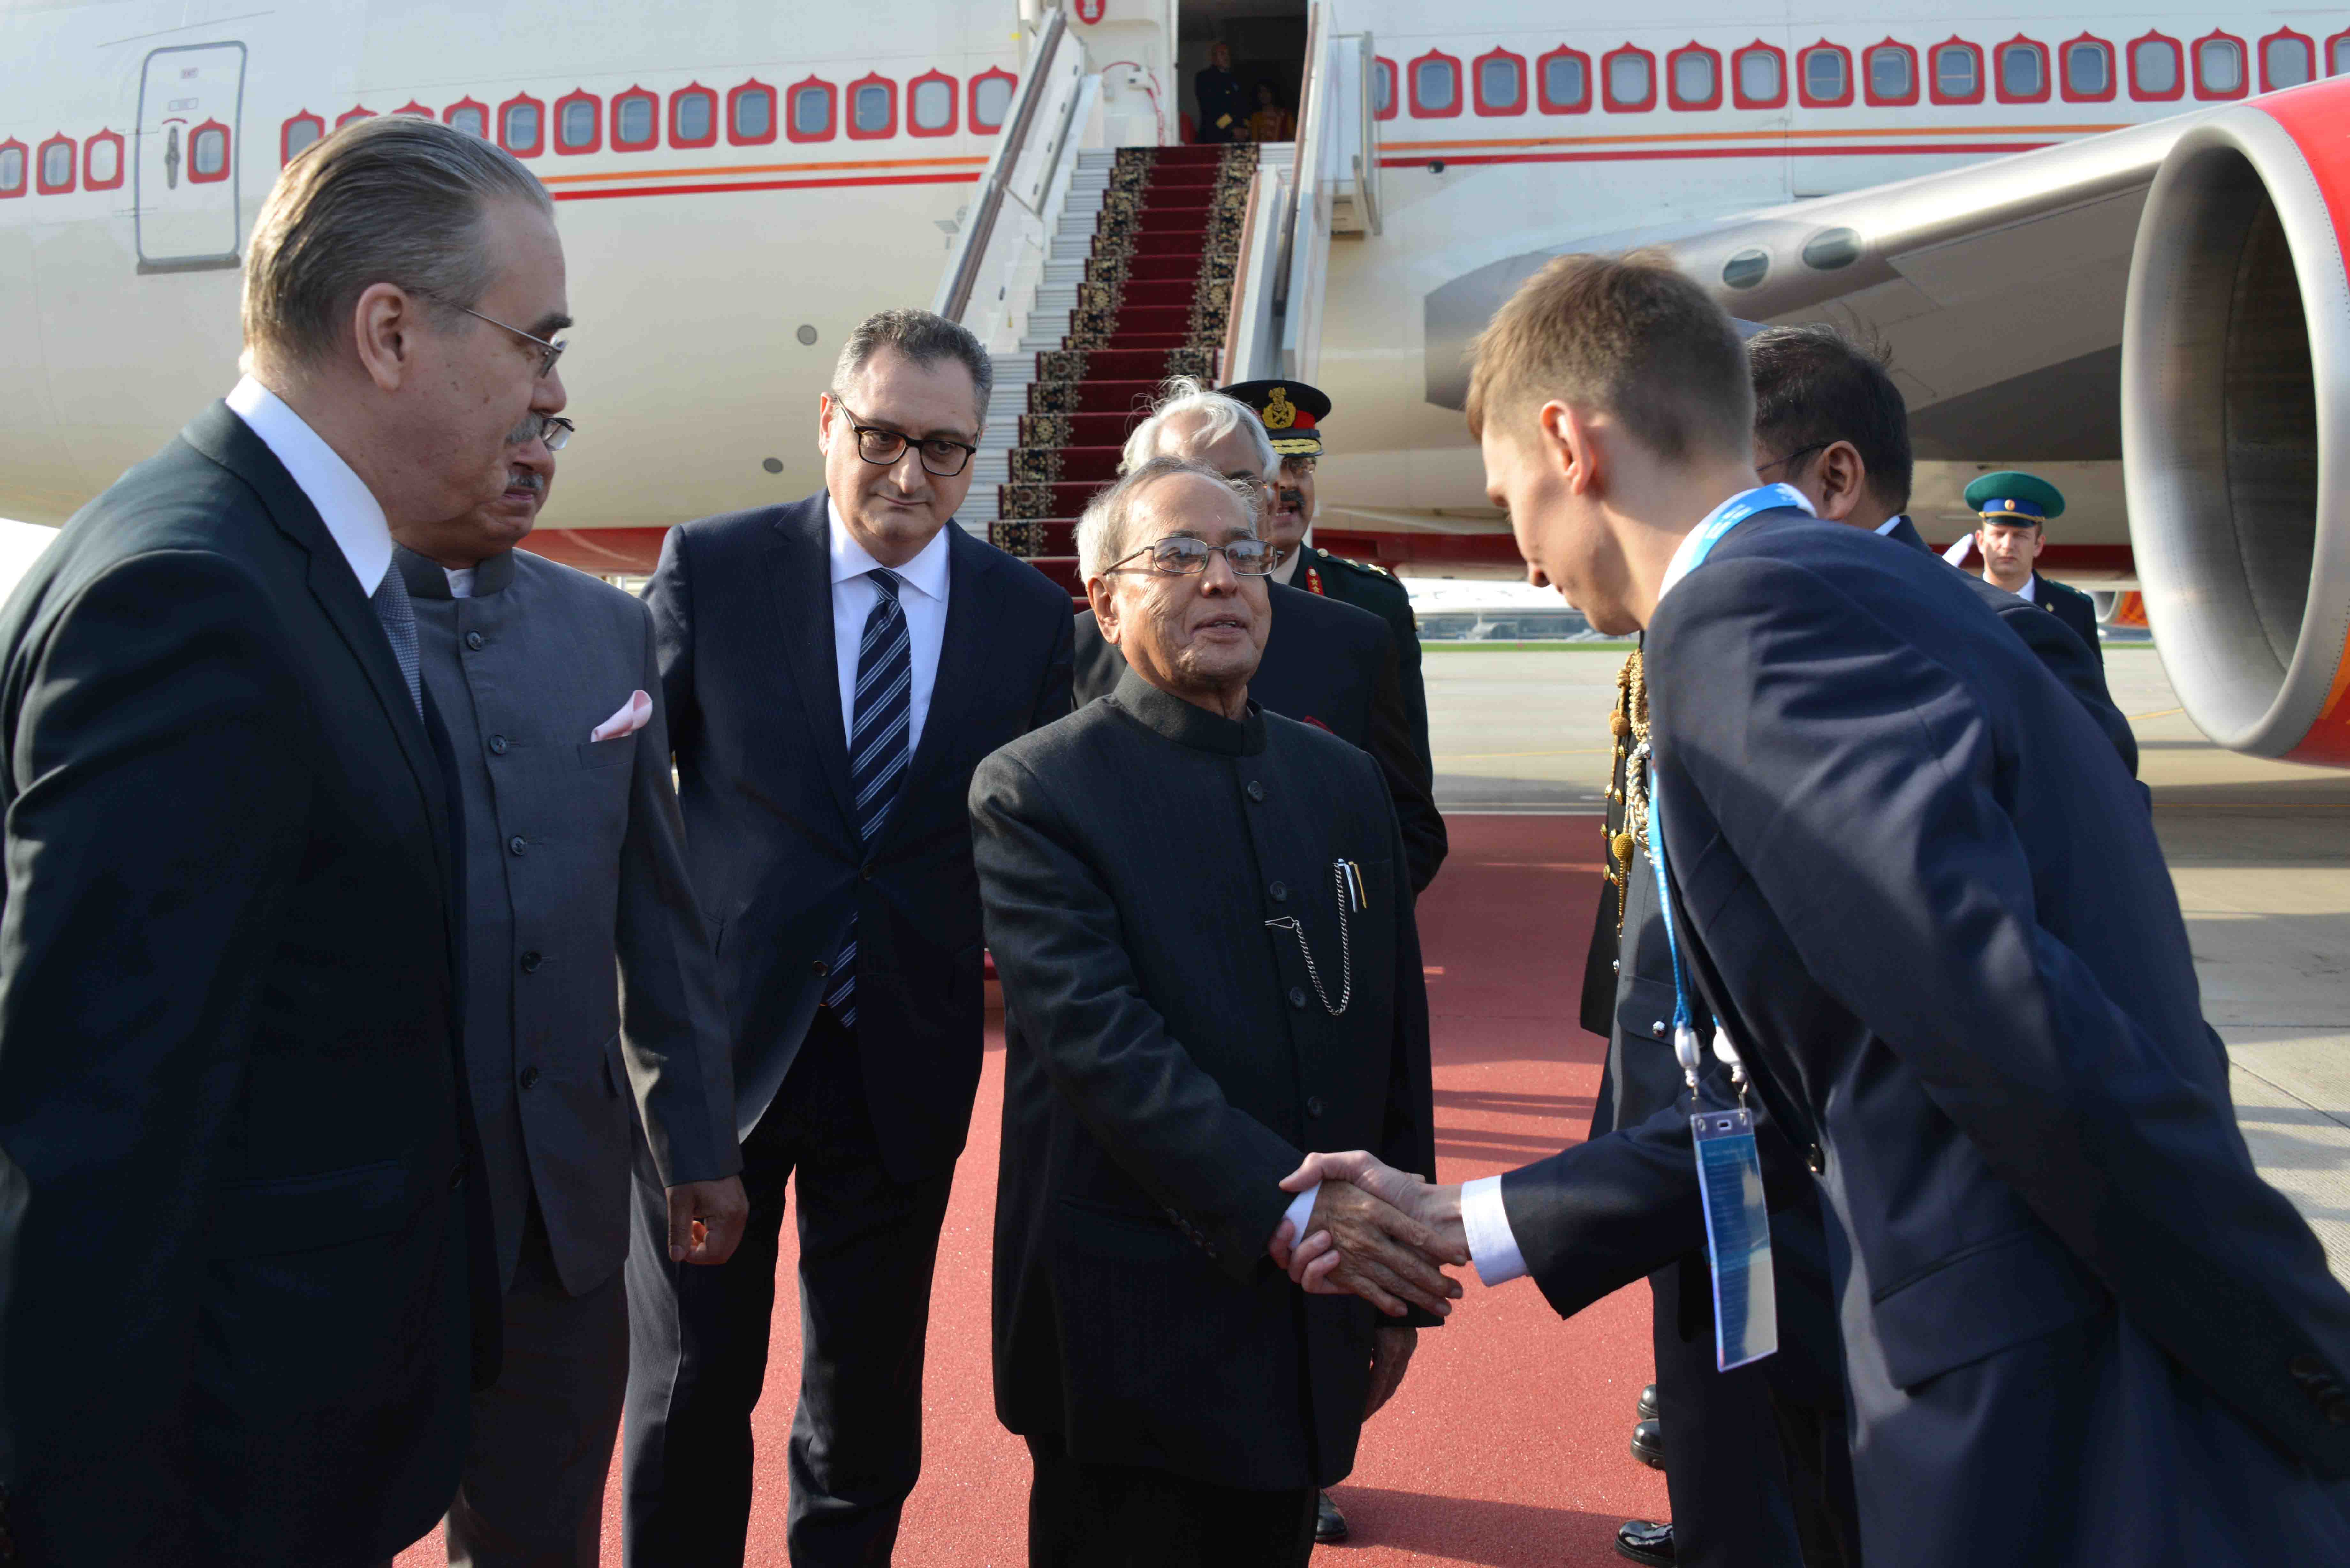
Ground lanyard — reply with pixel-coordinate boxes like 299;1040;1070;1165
1644;484;1804;1096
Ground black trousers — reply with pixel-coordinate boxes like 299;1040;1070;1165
1025;1436;1315;1568
1650;1254;1806;1568
621;1011;956;1567
445;1201;629;1567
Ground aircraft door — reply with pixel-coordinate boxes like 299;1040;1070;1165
136;41;247;274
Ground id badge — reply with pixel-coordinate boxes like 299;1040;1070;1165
1691;1105;1777;1371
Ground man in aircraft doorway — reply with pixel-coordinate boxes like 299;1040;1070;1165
1196;40;1247;144
1964;471;2105;670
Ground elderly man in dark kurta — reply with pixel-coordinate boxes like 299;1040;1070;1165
970;457;1462;1566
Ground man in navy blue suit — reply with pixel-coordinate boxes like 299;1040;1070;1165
1285;254;2350;1565
625;309;1074;1565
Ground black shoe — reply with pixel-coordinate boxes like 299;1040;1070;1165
1614;1519;1674;1565
1315;1489;1349;1544
1636;1382;1659;1422
1630;1418;1665;1471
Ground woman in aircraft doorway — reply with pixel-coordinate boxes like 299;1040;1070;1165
1245;80;1295;142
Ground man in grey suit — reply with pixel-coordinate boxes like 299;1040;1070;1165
392;420;747;1566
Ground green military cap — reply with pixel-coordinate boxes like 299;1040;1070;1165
1219;378;1330;457
1963;470;2066;524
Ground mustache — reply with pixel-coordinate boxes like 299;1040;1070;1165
503;467;547;494
1277;487;1305;510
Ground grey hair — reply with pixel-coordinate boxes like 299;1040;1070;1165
1076;455;1261;582
1117;376;1275;476
831;308;994;429
243;114;552;371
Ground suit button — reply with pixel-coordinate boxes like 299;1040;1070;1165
1806;1144;1826;1175
2291;1354;2327;1381
519;950;542;973
861;863;874;882
488;734;509;755
1306;1096;1326;1119
465;631;485;651
1288;987;1306;1009
520;1066;541;1090
1270;880;1287;901
1651;1020;1666;1038
1612;959;1621;974
508;835;527;856
1246;781;1265;803
813;959;829;977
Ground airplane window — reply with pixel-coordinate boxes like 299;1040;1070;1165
616;94;655;147
1998;43;2043;98
852;83;890;133
736;87;775;140
504;102;541;149
1606;51;1650;109
1737;48;1781;103
0;147;20;194
2264;36;2313;90
1867;46;1912;100
1414;56;1458;114
285;117;324;159
2332;36;2350;77
1722;248;1769;290
1801;227;1861;270
1672;51;1715;107
337;107;375;127
2064;42;2110;96
792;85;830;136
2198;37;2244;95
1802;47;1847;102
560;99;597;148
191;126;226;178
87;137;118;185
1480;55;1522;112
972;73;1013;131
2132;39;2179;95
1934;44;1979;99
1374;59;1394;116
448;105;486;138
1543;53;1587;111
911;77;953;132
675;90;715;142
41;140;72;189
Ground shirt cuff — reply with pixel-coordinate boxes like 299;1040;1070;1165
1277;1182;1321;1254
1461;1174;1528;1287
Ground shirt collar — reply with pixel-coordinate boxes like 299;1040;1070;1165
826;495;951;601
226;375;393;597
1656;483;1816;607
1108;663;1266;756
1874;514;1907;537
398;545;516;601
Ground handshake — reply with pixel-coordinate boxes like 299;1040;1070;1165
1268;1151;1472;1319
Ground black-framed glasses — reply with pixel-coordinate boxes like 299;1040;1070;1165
833;396;978;477
1756;441;1827;478
515;414;574;452
454;302;566;380
1108;534;1275;577
1279;455;1318;475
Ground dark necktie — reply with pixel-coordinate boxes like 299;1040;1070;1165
822;567;912;1029
370;563;422;717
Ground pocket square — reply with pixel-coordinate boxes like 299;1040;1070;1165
590;690;652;743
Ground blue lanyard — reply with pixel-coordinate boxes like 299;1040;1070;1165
1644;485;1806;1080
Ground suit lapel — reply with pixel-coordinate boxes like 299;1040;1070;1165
885;525;996;847
765;500;860;833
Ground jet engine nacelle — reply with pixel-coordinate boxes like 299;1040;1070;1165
2124;82;2350;765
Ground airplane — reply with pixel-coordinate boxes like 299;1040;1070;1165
1;1;2344;762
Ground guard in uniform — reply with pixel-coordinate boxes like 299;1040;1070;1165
1964;470;2103;668
1221;379;1434;796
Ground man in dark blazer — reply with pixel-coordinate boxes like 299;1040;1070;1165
1295;255;2350;1566
393;424;746;1565
627;310;1075;1565
0;116;566;1563
973;456;1453;1566
1967;470;2104;668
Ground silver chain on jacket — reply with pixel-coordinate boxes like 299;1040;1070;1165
1262;861;1354;1016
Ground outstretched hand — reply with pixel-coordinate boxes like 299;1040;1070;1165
1279;1151;1469;1307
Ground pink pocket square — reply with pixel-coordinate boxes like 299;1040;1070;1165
589;689;652;743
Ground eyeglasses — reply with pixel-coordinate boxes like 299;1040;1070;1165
1108;534;1276;577
453;303;567;381
833;396;978;477
1279;456;1318;475
1756;442;1827;478
516;414;575;452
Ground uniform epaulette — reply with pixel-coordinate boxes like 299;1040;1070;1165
1330;554;1397;582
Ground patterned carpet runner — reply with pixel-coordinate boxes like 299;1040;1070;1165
992;143;1257;597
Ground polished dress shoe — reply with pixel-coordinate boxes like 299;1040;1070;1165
1615;1518;1674;1565
1630;1417;1665;1470
1315;1489;1349;1544
1636;1382;1659;1422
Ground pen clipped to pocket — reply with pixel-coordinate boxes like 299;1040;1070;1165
1337;858;1366;913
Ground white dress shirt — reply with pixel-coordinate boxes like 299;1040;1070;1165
224;375;395;598
1457;482;1821;1289
1270;532;1310;587
826;498;951;754
1874;514;1907;538
443;566;478;599
2006;576;2039;604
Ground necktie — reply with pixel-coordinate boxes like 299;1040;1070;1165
822;568;912;1029
371;563;423;717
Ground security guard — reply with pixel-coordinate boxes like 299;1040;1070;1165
1965;470;2104;668
1221;379;1433;785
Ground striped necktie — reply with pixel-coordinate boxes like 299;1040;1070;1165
370;564;423;717
821;567;912;1029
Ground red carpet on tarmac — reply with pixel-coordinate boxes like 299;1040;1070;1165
398;812;1662;1566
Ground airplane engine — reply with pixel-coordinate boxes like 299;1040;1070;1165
2124;84;2350;765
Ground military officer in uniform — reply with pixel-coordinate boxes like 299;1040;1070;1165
1965;470;2104;669
1222;380;1433;794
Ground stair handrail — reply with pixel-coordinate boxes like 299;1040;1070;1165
1268;0;1328;325
936;4;1071;323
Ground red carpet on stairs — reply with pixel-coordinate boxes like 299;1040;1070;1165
395;815;1665;1567
992;144;1256;599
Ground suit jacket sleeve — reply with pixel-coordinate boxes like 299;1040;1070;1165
1373;785;1446;1329
1029;601;1076;731
0;551;311;1542
615;601;741;1189
645;524;698;765
1652;553;2350;1474
971;748;1303;1281
1366;626;1447;893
